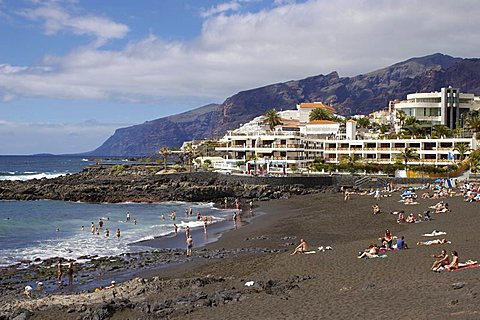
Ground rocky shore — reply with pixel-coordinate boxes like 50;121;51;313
0;165;336;203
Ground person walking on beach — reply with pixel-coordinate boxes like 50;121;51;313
67;261;74;286
116;228;121;239
224;197;228;209
56;261;63;285
185;226;190;239
186;235;193;256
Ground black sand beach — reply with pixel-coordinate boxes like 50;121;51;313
1;187;480;319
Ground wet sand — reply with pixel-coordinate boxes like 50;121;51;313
3;189;480;319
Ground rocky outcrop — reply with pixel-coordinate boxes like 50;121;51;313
89;53;480;156
0;166;334;203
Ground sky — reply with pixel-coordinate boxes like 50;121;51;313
1;0;480;154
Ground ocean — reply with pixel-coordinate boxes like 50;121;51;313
0;156;231;267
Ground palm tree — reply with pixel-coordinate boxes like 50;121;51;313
184;143;196;172
396;110;407;127
469;148;480;173
309;108;333;122
356;117;371;128
247;153;259;174
397;147;420;170
404;116;419;126
454;142;472;161
159;146;171;171
340;153;362;174
432;125;452;138
263;109;283;130
466;112;480;138
379;124;390;134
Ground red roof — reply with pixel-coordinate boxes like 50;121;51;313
298;103;336;112
307;120;339;125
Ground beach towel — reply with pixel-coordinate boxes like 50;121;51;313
303;251;316;255
436;261;479;272
423;231;447;237
367;254;387;259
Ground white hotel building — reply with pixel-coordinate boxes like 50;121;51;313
393;87;480;130
215;97;479;172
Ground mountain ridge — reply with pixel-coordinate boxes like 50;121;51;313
90;53;480;156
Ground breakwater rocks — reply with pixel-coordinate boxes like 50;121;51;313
0;166;335;203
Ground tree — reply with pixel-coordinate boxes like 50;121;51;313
404;116;419;126
466;112;480;138
184;143;196;172
397;147;420;169
356;117;371;128
247;153;259;174
159;146;171;171
379;124;390;134
340;153;362;174
263;109;283;130
404;122;421;136
432;125;453;138
396;110;407;127
454;142;472;161
469;148;480;173
309;108;333;122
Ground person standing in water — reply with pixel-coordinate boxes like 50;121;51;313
105;228;110;237
185;226;190;239
174;224;178;236
67;261;74;286
186;235;193;256
56;261;63;284
126;212;131;222
116;228;121;238
203;216;208;234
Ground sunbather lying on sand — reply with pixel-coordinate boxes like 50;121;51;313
417;238;450;246
358;244;379;259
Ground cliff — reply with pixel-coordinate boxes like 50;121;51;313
90;53;480;156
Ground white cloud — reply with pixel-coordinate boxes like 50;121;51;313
0;119;127;154
2;0;480;104
200;1;242;18
18;2;129;40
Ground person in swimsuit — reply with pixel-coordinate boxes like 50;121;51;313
431;249;450;271
67;261;74;286
446;250;459;271
186;235;193;256
56;261;63;284
291;239;308;255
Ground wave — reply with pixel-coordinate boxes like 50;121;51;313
0;172;67;181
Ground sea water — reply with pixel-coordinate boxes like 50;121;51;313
0;155;143;181
0;200;230;267
0;155;231;266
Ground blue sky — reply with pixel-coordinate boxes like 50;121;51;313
0;0;479;154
